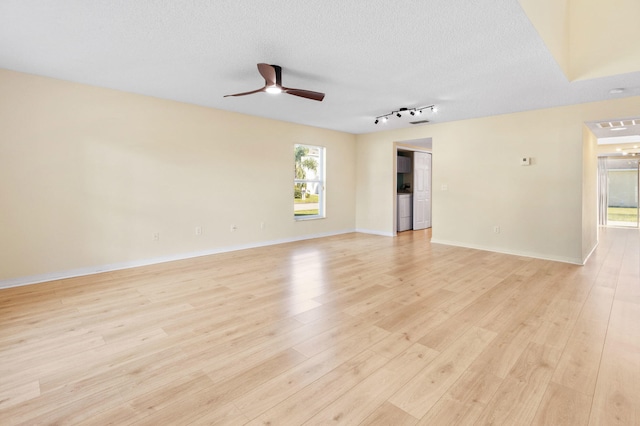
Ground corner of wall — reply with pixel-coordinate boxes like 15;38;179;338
581;124;599;262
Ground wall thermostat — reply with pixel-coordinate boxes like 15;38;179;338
520;157;531;166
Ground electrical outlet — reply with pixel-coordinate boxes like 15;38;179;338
195;226;202;235
153;232;160;241
493;226;500;234
260;222;265;230
441;184;448;191
230;224;237;232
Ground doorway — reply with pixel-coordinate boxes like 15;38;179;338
600;157;639;227
394;139;432;235
589;117;640;229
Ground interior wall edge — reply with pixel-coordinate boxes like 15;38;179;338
581;240;599;266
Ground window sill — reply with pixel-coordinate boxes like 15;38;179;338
294;215;326;221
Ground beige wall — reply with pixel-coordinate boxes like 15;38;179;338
356;97;640;264
2;67;639;284
0;70;356;284
570;0;640;80
518;0;571;78
519;0;640;80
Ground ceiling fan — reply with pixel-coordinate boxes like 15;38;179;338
224;63;325;102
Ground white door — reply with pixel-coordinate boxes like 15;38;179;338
413;151;431;229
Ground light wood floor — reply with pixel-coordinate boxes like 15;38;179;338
1;227;639;425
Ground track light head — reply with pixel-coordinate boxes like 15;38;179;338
374;104;436;125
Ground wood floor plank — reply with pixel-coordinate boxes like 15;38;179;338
476;269;556;333
233;325;390;420
373;288;456;333
0;381;40;411
361;401;419;426
531;382;592;426
615;273;640;305
0;306;81;341
530;297;583;349
36;331;197;394
474;342;562;425
128;371;215;418
246;349;390;425
551;286;615;395
417;368;502;425
129;350;307;423
292;316;374;358
369;331;417;359
388;326;497;419
302;343;439;425
468;315;542;379
1;381;126;426
589;299;640;425
416;275;523;351
81;404;141;426
132;398;248;426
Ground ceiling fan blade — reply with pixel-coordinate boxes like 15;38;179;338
223;87;266;97
257;63;277;86
283;88;325;102
225;64;324;101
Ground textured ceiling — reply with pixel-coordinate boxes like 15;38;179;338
1;0;640;134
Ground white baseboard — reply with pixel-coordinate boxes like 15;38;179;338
429;238;584;266
355;228;394;237
581;241;599;265
0;229;357;290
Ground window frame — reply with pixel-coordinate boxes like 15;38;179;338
294;144;326;221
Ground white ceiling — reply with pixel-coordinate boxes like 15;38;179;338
586;118;640;141
1;1;640;135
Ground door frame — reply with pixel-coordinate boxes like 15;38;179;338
393;141;432;236
413;150;432;230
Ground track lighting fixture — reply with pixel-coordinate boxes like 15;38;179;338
374;104;437;124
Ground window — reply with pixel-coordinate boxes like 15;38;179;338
294;144;325;219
